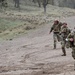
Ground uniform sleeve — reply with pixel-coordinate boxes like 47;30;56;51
67;33;72;39
50;25;54;33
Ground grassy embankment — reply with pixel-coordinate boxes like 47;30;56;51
0;5;75;40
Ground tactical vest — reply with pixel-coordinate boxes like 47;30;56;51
61;27;71;39
53;23;61;32
66;28;71;37
61;27;67;33
66;33;73;48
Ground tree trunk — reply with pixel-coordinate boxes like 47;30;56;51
14;0;20;8
37;0;41;7
43;0;47;13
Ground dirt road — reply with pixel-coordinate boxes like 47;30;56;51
0;16;75;75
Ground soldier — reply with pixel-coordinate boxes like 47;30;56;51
66;27;75;70
49;20;62;49
66;27;75;59
60;23;71;56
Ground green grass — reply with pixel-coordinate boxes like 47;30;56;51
0;18;26;40
0;18;25;31
0;17;36;40
0;4;75;41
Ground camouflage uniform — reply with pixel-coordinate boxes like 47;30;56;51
50;20;62;49
66;31;75;59
60;23;71;56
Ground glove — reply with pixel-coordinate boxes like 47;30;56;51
65;38;68;41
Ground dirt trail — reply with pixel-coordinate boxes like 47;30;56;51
0;16;75;75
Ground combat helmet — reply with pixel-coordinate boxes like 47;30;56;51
54;20;59;24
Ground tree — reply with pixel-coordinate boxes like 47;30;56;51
32;0;41;7
46;0;49;4
13;0;20;8
43;0;48;13
37;0;41;7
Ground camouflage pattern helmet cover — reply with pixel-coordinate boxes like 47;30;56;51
54;20;59;24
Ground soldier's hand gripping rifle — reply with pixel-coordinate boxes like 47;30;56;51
65;38;70;48
65;38;74;48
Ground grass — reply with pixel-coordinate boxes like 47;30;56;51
0;18;24;31
0;17;36;40
0;18;27;40
0;4;75;41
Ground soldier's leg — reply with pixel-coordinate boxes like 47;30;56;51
72;47;75;59
53;33;57;49
74;60;75;70
62;47;66;56
57;33;61;42
72;47;75;70
54;40;56;49
61;41;66;56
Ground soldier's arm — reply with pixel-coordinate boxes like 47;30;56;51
67;33;74;41
49;25;54;34
67;33;71;38
65;33;71;42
